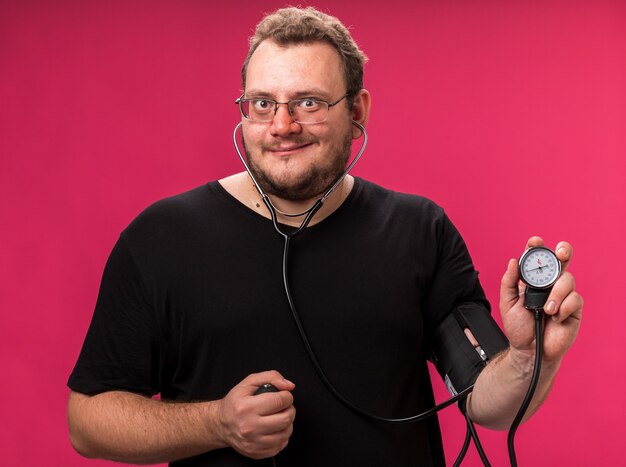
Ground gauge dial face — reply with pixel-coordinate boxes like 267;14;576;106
519;247;561;289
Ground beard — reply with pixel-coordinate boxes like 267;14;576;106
243;132;353;201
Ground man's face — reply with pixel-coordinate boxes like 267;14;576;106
241;40;354;201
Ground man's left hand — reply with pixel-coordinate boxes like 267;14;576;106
499;236;584;364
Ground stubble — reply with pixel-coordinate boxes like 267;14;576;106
243;132;352;201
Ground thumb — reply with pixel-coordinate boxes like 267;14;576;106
500;258;522;314
240;371;296;395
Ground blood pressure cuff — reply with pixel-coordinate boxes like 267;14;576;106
429;303;509;412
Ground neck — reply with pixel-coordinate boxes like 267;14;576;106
218;173;355;228
256;175;354;227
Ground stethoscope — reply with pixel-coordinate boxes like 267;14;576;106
231;120;473;424
232;120;547;466
232;120;368;236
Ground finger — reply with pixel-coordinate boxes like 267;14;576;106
554;241;573;273
268;374;296;392
243;429;292;459
256;391;294;416
525;236;544;250
244;411;294;457
257;406;296;434
254;425;294;458
544;271;576;317
241;371;295;395
541;291;583;362
500;258;521;313
549;289;583;324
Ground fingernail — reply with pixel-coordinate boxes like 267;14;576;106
546;300;556;313
557;247;567;257
282;378;294;386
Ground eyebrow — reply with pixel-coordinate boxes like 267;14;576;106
244;88;335;99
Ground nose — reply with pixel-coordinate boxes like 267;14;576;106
270;103;302;137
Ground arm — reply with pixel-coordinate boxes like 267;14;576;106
68;390;219;464
466;238;583;429
68;371;296;464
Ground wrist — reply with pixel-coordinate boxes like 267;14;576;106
505;347;535;379
199;399;229;451
507;344;562;380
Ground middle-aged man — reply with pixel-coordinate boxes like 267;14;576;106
67;7;583;467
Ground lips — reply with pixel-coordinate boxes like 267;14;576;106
268;142;313;155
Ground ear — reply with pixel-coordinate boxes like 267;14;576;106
350;89;371;139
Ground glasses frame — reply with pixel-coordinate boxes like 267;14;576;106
235;94;350;124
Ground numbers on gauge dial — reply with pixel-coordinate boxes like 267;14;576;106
520;248;560;288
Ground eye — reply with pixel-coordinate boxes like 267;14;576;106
252;99;273;113
296;99;322;112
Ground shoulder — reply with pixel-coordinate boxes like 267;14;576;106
354;178;446;222
121;182;224;243
135;183;211;219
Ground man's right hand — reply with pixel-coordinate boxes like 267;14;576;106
68;371;296;463
215;371;296;459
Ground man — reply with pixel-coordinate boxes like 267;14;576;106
67;7;583;466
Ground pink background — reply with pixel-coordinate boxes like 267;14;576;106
1;1;624;465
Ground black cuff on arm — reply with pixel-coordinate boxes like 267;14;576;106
429;303;509;412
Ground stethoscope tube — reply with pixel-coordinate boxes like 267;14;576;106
232;120;475;422
232;119;542;466
232;120;367;233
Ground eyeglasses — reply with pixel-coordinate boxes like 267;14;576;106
235;94;349;124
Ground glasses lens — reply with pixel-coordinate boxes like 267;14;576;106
240;99;275;122
239;98;331;123
290;99;328;124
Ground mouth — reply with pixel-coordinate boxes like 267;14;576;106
267;142;313;157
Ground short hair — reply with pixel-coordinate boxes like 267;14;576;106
241;7;368;102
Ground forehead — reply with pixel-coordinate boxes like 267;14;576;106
245;40;345;97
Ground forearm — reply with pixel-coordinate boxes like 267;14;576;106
467;347;561;430
68;390;226;464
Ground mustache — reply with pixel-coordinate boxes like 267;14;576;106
261;136;318;152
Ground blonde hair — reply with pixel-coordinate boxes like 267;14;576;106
242;7;368;102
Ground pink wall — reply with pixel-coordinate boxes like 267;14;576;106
1;1;624;465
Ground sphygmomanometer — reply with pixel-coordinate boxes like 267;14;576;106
233;118;557;466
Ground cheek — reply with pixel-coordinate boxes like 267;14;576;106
324;126;352;150
241;126;264;152
242;123;259;141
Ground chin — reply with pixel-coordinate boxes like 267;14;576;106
244;136;351;201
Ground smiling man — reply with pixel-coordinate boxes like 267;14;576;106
239;40;360;202
67;7;583;467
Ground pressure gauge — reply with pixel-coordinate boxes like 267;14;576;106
519;247;561;310
519;247;561;289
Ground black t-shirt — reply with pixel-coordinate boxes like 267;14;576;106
69;177;493;466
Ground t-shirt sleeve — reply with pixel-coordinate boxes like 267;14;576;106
421;212;508;392
422;212;490;333
68;234;161;396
